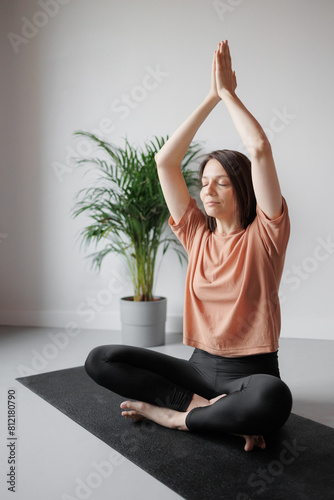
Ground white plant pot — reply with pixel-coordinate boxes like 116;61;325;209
120;296;167;347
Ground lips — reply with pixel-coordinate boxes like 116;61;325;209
206;201;219;206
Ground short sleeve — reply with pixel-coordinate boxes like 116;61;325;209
169;197;206;254
255;196;290;257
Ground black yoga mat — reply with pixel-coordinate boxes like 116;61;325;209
17;366;334;500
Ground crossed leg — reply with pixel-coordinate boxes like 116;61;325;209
120;393;266;452
85;345;292;452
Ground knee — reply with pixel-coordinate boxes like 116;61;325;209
84;345;108;383
265;375;292;409
253;374;293;430
250;374;292;433
85;344;125;382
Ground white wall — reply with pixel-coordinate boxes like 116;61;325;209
1;0;333;339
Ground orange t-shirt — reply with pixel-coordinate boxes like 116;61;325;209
169;197;290;356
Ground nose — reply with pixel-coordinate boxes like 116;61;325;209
205;180;216;196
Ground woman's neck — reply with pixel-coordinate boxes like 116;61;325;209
215;217;241;235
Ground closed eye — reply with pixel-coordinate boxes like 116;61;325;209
201;182;230;188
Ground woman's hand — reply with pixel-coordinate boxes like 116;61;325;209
207;50;221;103
215;40;237;98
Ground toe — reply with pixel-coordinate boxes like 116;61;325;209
257;436;266;449
120;400;133;409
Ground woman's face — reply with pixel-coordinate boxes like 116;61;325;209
200;159;237;223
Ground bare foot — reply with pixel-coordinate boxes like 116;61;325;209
120;393;228;430
233;433;266;452
120;401;188;430
120;395;266;451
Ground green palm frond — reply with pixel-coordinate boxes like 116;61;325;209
71;133;203;301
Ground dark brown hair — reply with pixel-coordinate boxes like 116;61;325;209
199;149;256;232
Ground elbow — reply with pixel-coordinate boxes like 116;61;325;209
155;152;172;170
155;152;163;168
249;138;272;160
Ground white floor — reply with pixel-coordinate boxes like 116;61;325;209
1;325;333;500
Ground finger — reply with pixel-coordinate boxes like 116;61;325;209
218;42;224;59
216;51;222;67
211;52;217;82
224;43;232;68
233;71;237;89
212;51;217;70
221;40;230;57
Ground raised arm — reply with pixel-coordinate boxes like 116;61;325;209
215;41;283;220
155;55;220;224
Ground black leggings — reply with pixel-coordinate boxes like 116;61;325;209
85;345;292;435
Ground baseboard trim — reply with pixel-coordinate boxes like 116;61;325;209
0;311;333;340
0;310;183;335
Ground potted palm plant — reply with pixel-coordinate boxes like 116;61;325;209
72;132;202;346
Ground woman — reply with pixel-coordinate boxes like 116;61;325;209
85;40;293;452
